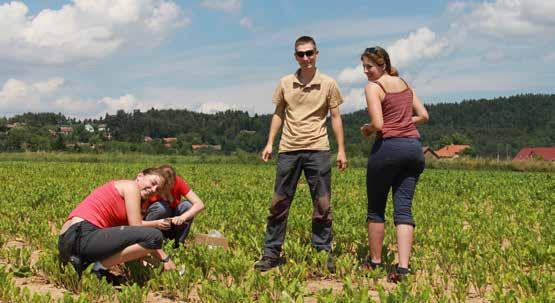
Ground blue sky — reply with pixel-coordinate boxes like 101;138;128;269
0;0;554;118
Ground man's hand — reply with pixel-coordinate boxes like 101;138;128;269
336;151;347;171
261;144;273;162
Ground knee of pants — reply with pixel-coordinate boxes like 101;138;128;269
141;228;164;249
366;212;386;224
175;200;193;216
393;207;415;227
312;201;332;224
145;201;173;220
269;195;292;220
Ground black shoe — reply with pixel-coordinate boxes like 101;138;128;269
254;255;285;272
326;254;336;274
69;255;89;277
93;269;123;286
362;258;383;271
387;265;409;283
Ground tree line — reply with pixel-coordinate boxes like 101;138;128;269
1;94;553;158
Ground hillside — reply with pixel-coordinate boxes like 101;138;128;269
1;94;553;158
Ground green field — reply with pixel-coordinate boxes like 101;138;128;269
0;162;553;302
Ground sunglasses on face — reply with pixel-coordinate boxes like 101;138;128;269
295;49;316;58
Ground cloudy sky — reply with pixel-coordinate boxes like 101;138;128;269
0;0;554;118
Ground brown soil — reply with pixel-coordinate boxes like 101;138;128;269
14;276;70;301
1;239;488;302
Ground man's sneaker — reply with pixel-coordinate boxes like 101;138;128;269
326;254;336;274
254;255;285;272
93;269;123;286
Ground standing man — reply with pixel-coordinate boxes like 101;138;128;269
254;36;347;272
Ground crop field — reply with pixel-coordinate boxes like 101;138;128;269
0;161;553;302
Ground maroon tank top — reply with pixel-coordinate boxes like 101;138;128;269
372;79;420;139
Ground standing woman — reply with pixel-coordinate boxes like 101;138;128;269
58;167;177;283
359;46;429;282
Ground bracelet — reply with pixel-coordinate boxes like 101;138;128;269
161;255;171;263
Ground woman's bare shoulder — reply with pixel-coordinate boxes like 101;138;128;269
113;180;139;196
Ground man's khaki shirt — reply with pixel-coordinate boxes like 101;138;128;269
272;68;343;153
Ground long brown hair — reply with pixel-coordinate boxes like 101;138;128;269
361;46;399;76
156;164;177;201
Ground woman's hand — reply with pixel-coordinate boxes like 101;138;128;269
360;123;373;137
156;219;172;230
171;214;188;226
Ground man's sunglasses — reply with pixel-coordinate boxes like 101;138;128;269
295;49;316;58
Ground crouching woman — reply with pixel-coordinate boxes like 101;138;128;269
58;167;176;281
143;165;205;248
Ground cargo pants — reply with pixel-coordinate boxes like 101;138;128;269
262;150;333;258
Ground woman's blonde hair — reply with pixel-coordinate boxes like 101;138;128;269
361;46;399;77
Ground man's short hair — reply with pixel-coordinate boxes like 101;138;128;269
295;36;317;50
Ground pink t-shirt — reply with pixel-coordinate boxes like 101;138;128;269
68;181;128;228
374;80;420;139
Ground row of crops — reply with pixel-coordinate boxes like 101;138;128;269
0;162;553;302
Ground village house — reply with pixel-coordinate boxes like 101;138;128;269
59;126;73;135
192;144;222;151
513;147;555;161
163;137;177;148
435;144;471;159
48;129;58;138
6;122;26;129
422;146;439;160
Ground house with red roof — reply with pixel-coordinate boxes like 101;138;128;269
435;144;471;159
422;146;439;160
513;147;555;161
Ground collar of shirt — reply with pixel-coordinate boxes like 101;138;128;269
293;68;322;88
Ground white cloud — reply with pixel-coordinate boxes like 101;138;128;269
0;0;188;64
53;96;101;116
239;17;253;30
197;101;235;114
337;27;446;85
337;65;366;85
387;27;448;69
0;77;152;118
341;88;366;113
34;78;65;95
544;51;555;62
100;94;144;113
0;78;66;112
142;80;278;114
452;0;555;38
200;0;241;14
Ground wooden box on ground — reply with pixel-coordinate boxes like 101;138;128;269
194;233;229;250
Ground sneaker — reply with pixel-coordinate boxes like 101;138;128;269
93;269;123;286
254;255;285;272
362;259;383;271
326;254;336;274
387;265;409;283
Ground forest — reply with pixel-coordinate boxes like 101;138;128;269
1;94;553;158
